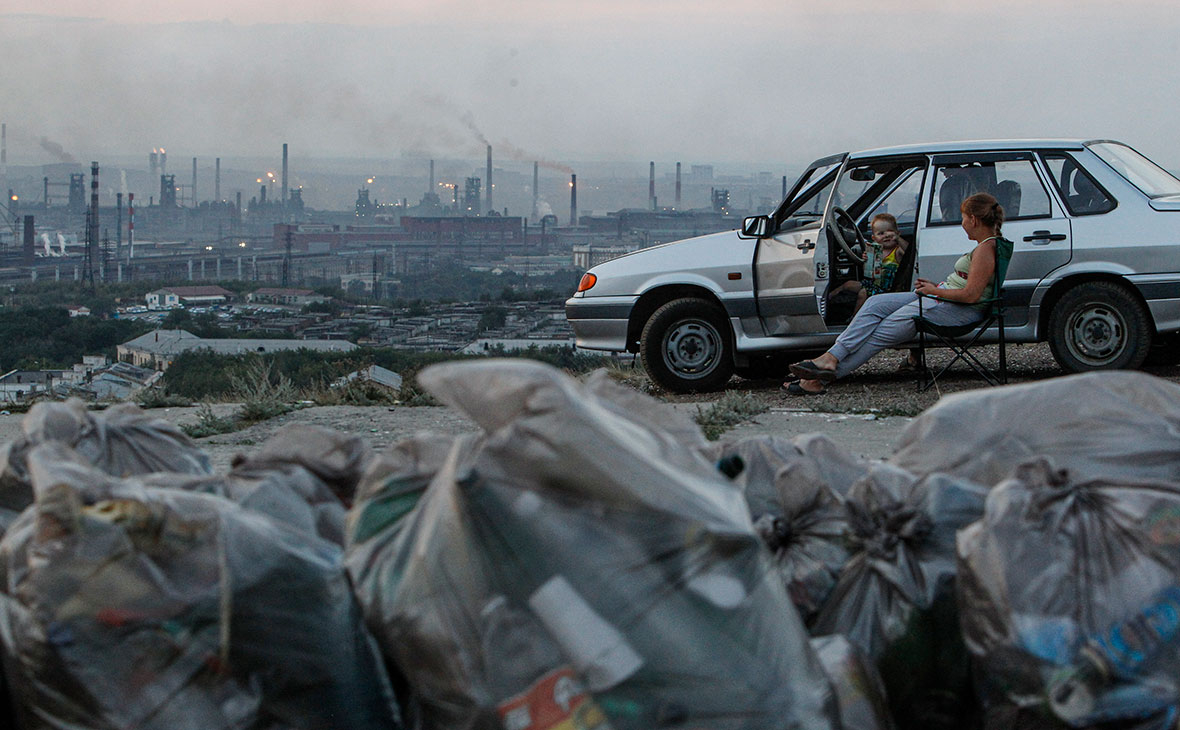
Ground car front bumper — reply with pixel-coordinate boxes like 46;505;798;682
565;295;636;351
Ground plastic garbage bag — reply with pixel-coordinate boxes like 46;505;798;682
141;425;371;545
959;458;1180;729
0;442;402;730
0;399;212;517
346;359;838;730
891;371;1180;486
812;463;989;729
811;635;895;730
711;435;857;623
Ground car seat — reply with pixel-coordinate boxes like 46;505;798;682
938;172;973;222
994;180;1022;218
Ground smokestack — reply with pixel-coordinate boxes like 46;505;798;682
1;122;6;166
429;159;435;192
215;158;221;201
159;149;166;174
89;162;99;279
569;174;577;227
486;145;493;214
649;161;656;210
149;150;158;182
675;162;682;209
116;192;122;259
191;157;197;207
282;143;289;204
22;215;34;266
533;161;539;220
127;193;134;260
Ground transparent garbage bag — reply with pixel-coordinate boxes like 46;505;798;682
0;399;212;517
0;442;402;730
891;371;1180;486
141;424;371;545
711;435;861;624
811;635;895;730
812;463;989;729
346;359;838;730
959;458;1180;729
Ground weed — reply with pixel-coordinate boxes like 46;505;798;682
309;378;400;406
181;403;237;438
694;391;769;440
138;386;194;409
232;358;296;423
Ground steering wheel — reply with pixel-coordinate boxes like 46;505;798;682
829;206;867;265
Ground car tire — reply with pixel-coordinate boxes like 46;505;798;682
1047;281;1151;372
640;297;734;393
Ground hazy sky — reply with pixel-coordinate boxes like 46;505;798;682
3;0;1180;170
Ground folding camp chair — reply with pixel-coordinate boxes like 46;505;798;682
913;238;1012;391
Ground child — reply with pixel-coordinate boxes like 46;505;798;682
830;213;908;315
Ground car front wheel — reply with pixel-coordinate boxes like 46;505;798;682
1048;281;1151;372
640;297;734;393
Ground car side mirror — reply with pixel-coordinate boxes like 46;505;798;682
740;215;773;238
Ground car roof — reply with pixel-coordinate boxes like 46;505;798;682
849;138;1096;159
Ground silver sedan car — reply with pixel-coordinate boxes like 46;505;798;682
566;139;1180;392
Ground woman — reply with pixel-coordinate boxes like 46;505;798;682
785;192;1012;395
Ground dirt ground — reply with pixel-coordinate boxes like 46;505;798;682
0;342;1175;471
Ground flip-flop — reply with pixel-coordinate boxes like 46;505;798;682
782;381;826;395
789;360;838;383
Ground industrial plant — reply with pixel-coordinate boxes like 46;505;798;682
0;127;790;295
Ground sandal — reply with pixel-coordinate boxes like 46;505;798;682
788;360;838;383
897;358;921;372
783;381;826;396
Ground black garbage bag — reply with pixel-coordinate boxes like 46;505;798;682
0;442;402;730
811;634;895;730
346;359;838;730
142;424;372;545
891;371;1180;486
711;435;860;624
0;399;212;517
812;463;989;729
959;458;1180;729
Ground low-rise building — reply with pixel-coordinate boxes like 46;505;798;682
118;329;357;371
146;285;235;310
247;288;329;307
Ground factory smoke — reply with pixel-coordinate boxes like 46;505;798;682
38;136;75;163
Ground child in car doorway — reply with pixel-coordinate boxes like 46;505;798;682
830;212;908;315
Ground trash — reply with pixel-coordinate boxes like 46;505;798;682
811;635;895;730
346;359;838;730
709;434;861;623
137;425;369;546
891;371;1180;486
0;442;403;730
811;463;989;729
0;399;212;518
958;458;1180;728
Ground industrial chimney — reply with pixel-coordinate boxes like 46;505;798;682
429;159;435;193
649;161;656;210
159;149;166;174
89;162;99;281
675;162;682;209
281;142;289;204
215;158;221;201
150;150;158;183
22;215;34;266
191;157;197;207
486;145;493;214
569;173;577;227
532;161;539;220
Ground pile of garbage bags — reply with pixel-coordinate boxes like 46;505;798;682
0;366;1179;730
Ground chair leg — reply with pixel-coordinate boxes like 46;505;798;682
998;316;1007;384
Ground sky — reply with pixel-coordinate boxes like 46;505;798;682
3;0;1180;171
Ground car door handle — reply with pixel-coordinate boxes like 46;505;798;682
1023;230;1068;244
796;239;815;251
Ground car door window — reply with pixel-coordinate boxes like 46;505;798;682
929;158;1053;224
1042;153;1117;215
866;168;924;227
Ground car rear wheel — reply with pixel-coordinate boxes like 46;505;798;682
640;297;734;393
1048;281;1151;372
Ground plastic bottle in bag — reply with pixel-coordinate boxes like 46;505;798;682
480;595;614;730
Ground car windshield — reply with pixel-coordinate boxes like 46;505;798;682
1088;142;1180;198
777;162;840;230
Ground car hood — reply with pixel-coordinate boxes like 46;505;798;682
581;228;755;297
1149;194;1180;211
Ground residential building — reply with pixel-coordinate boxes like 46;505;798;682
146;285;235;310
118;329;357;371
